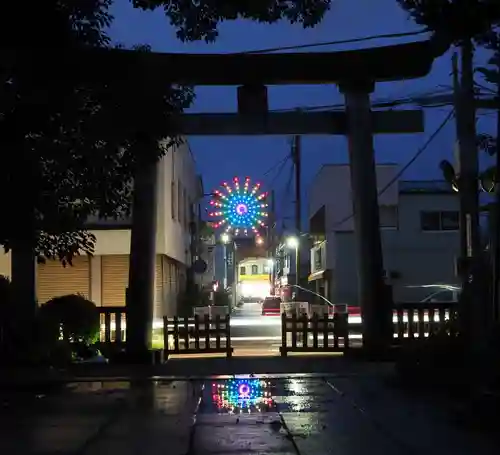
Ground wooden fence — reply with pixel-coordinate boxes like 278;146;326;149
393;302;458;342
163;314;233;357
99;307;126;344
280;312;349;356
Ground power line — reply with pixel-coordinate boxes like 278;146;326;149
327;109;456;232
235;30;428;55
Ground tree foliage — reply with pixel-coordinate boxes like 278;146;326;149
397;0;500;43
0;1;193;263
132;0;331;41
0;0;331;264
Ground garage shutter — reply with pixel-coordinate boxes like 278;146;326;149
102;255;129;307
154;255;163;319
37;256;90;304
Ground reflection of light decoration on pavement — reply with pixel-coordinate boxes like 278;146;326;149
212;378;274;413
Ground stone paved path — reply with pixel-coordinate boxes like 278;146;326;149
0;374;497;454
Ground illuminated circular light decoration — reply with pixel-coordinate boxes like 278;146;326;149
211;379;275;413
208;176;269;238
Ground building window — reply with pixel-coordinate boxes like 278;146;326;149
240;266;246;276
380;205;398;229
263;265;270;274
420;210;459;231
251;265;258;275
171;181;176;219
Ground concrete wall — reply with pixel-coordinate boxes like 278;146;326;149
333;192;460;305
308;164;399;268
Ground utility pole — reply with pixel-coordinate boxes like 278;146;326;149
453;42;483;341
292;135;302;298
491;53;500;323
452;53;468;265
268;190;276;294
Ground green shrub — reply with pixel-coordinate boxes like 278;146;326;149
38;294;100;346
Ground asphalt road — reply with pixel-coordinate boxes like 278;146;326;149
230;301;281;355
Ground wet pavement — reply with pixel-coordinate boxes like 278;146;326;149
0;375;497;454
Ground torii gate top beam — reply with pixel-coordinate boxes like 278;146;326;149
91;38;442;86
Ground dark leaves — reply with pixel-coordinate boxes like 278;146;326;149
132;0;331;42
0;1;193;263
397;0;500;44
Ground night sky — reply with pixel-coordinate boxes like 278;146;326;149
109;0;495;228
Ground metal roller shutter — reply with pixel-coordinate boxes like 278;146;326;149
154;255;163;319
102;255;129;307
37;256;90;304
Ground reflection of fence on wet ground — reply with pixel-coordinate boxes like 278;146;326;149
163;314;233;358
280;313;349;356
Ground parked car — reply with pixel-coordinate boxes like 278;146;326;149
261;296;281;316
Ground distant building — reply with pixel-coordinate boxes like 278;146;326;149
0;140;203;322
237;256;271;301
308;164;460;305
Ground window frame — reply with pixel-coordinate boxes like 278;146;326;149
420;210;459;232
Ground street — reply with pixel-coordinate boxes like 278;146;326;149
230;301;281;355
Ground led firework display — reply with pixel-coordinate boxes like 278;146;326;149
212;378;275;413
208;177;269;237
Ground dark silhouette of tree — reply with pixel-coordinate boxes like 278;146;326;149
132;0;331;42
0;1;193;263
397;0;500;43
0;0;331;264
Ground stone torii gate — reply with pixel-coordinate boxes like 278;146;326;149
109;39;442;359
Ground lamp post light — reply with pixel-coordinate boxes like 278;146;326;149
286;236;300;300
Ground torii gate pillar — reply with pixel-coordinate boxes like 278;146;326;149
340;81;393;353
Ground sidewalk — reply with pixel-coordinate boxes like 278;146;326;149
0;380;201;455
0;369;496;454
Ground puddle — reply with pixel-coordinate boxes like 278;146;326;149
200;378;278;414
199;377;334;414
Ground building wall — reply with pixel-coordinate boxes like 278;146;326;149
238;257;271;278
0;139;201;315
333;192;460;305
309;164;399;268
0;251;10;278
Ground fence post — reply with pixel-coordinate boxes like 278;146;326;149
162;316;169;359
225;314;232;357
280;312;287;356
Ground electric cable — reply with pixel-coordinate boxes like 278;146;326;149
235;30;428;55
326;109;456;232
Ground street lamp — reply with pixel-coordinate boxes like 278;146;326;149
286;236;299;249
286;236;300;300
220;233;231;289
255;236;264;245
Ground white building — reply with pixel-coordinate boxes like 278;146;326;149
0;140;202;321
308;164;460;304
